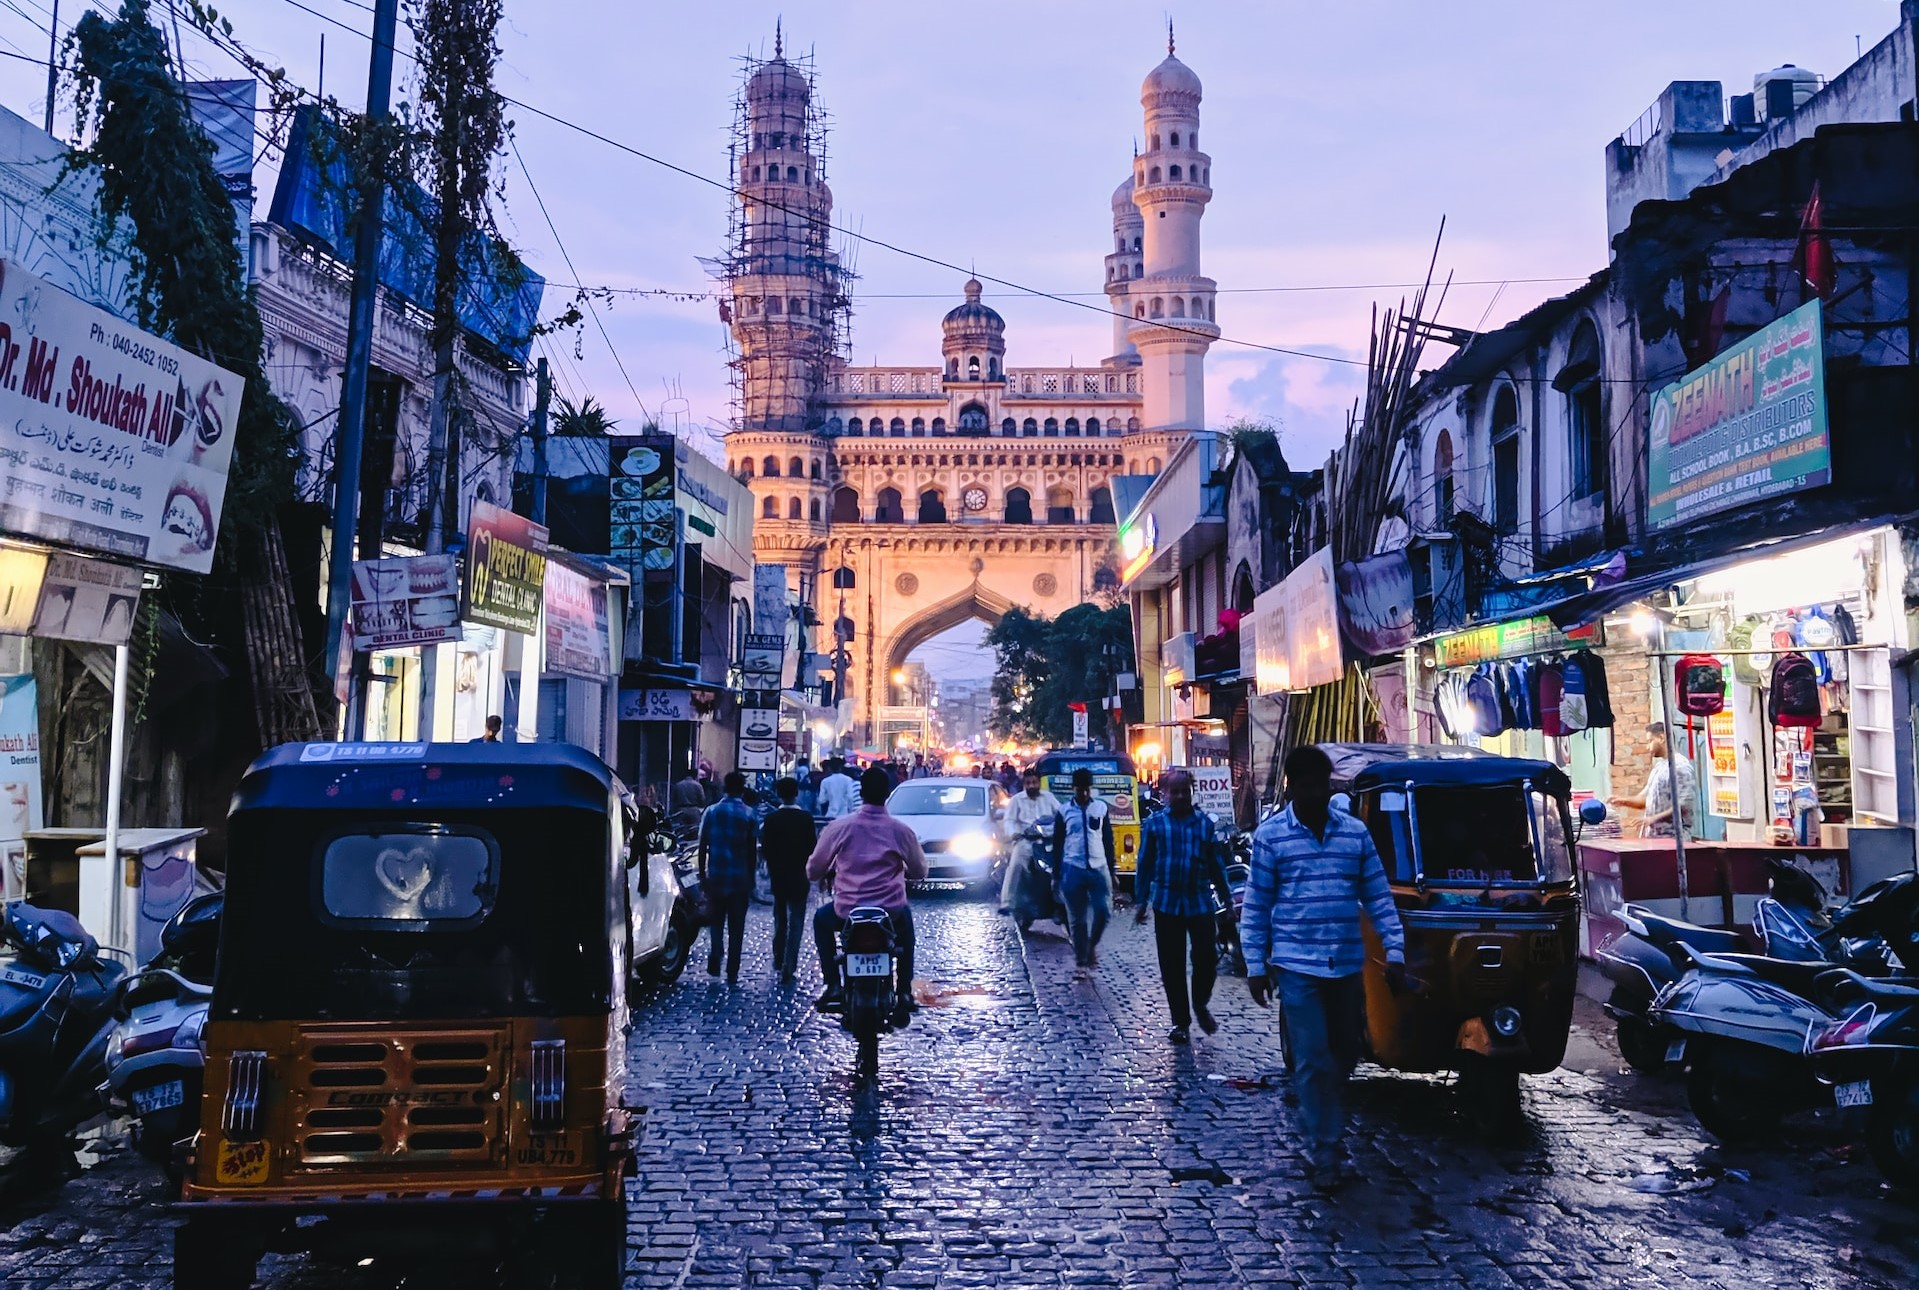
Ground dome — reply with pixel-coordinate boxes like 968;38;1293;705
942;279;1005;333
1111;175;1139;213
1141;53;1202;101
746;57;810;104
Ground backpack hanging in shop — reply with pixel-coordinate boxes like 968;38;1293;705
1769;652;1823;728
1465;664;1505;736
1673;654;1726;717
1560;649;1613;733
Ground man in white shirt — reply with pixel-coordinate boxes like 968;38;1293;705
815;757;857;821
999;767;1063;913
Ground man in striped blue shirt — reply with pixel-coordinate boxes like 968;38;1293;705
1243;744;1406;1186
1133;768;1232;1044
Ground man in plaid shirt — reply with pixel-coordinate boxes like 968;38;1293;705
1133;768;1234;1044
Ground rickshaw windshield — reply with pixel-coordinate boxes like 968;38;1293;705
1409;785;1574;886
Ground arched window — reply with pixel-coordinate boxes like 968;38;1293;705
787;496;803;520
1127;417;1141;433
1150;133;1161;150
1135;304;1146;319
1148;166;1162;184
1022;418;1039;437
1202;167;1209;183
911;417;926;436
1133;260;1143;278
1150;297;1165;318
959;402;989;432
1148;456;1161;473
1170;131;1180;147
1232;562;1256;614
810;459;822;480
1090;486;1115;524
1432;429;1456;523
1132;236;1141;252
918;489;947;524
1087;417;1102;436
931;417;946;435
967;355;981;380
1169;164;1183;181
763;455;780;477
767;297;782;314
1190;130;1197;148
1560;321;1606;500
789;297;804;316
890;417;906;436
750;165;761;182
1043;418;1059;437
761;495;778;519
846;417;863;436
832;486;860;523
989;357;1000;379
739;458;755;478
1004;487;1033;525
788;456;804;477
1064;418;1080;435
1046;486;1075;524
786;165;798;182
825;417;843;436
1171;297;1186;317
1001;417;1017;436
1093;564;1119;592
945;358;958;379
876;487;904;523
1492;385;1521;535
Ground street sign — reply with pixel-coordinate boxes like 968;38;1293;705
1072;708;1089;747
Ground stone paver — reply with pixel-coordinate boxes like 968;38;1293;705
1;892;1914;1287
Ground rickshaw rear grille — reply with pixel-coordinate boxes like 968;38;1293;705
289;1027;506;1168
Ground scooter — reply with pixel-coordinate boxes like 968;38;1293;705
0;902;127;1156
1649;871;1919;1142
1596;858;1892;1072
1212;835;1251;977
836;907;903;1089
1011;826;1066;933
1806;967;1919;1188
100;892;221;1174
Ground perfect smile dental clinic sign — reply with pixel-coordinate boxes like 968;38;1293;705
463;500;549;635
1648;299;1829;531
0;260;243;574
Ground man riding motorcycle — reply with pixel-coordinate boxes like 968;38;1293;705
999;767;1063;914
808;766;928;1024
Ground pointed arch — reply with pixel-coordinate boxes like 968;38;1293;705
882;582;1018;680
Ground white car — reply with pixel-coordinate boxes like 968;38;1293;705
886;777;1009;893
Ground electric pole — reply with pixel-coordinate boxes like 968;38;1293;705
325;0;401;740
530;356;550;526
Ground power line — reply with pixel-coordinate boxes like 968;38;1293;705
531;275;1591;301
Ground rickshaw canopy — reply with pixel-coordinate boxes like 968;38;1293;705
1317;743;1571;799
231;741;617;814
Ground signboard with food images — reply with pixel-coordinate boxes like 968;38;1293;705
350;554;462;651
610;436;677;591
0;258;244;575
463;500;549;635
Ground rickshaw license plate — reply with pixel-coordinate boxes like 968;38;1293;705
847;953;892;978
132;1080;185;1114
215;1137;270;1186
1835;1080;1874;1108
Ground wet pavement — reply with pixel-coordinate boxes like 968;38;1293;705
2;891;1915;1287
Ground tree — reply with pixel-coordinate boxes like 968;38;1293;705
554;394;617;437
988;604;1134;746
986;607;1049;742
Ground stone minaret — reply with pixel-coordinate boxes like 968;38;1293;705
1105;174;1143;367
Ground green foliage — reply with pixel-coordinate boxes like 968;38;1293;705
553;395;617;437
64;1;297;556
987;603;1134;746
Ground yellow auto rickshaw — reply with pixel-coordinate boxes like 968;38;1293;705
1324;744;1584;1129
1033;750;1141;882
174;743;636;1288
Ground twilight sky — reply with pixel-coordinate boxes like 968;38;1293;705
0;0;1893;474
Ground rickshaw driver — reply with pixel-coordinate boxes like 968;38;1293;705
1244;744;1408;1186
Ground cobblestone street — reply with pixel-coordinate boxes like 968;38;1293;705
3;893;1916;1288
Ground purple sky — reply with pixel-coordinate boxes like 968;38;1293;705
0;1;1892;476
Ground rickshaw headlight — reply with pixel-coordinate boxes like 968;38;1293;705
1490;1005;1523;1039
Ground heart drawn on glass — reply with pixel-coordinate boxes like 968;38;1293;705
375;847;435;904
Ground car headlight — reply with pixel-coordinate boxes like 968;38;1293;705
950;831;995;862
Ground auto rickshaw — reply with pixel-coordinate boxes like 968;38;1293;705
1032;750;1142;883
173;743;636;1289
1322;744;1586;1128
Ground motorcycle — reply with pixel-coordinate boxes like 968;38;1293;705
1010;825;1066;933
1594;858;1887;1072
100;892;221;1174
0;902;127;1155
1649;871;1919;1142
1212;834;1251;977
836;907;903;1089
1806;968;1919;1188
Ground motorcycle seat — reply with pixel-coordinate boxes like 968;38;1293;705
1633;907;1746;955
1687;950;1840;997
1818;968;1919;1005
64;960;127;1013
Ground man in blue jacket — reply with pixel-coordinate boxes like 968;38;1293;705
1242;744;1406;1188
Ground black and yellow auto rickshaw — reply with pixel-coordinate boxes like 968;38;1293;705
1032;750;1142;882
173;743;635;1288
1323;744;1585;1127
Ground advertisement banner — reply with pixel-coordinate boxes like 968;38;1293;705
1188;765;1233;829
1336;549;1416;658
0;673;42;901
350;554;461;651
618;689;696;722
463;500;549;634
609;437;676;590
741;632;785;690
32;553;141;645
0;258;244;574
1432;615;1602;670
1252;547;1343;693
1648;299;1829;531
737;699;781;771
544;560;610;681
753;564;789;635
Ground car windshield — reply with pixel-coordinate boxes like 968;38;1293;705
1407;785;1573;885
889;784;985;816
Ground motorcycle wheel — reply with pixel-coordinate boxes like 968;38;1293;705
1615;1017;1669;1074
172;1220;259;1290
1685;1041;1784;1143
1458;1057;1524;1139
643;911;693;986
1866;1079;1919;1190
133;1074;202;1167
854;1030;880;1088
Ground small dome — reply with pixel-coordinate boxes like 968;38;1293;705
1142;53;1202;101
746;57;810;104
942;279;1004;333
1111;175;1139;212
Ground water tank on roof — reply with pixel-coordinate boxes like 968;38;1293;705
1754;64;1820;120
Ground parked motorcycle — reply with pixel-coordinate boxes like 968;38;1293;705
100;892;221;1173
1596;858;1891;1072
1806;967;1919;1188
835;907;903;1088
0;902;127;1155
1212;834;1251;977
1649;871;1919;1142
1011;825;1065;933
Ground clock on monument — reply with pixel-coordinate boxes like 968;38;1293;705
962;486;988;512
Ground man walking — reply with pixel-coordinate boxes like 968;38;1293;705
761;776;817;985
670;764;707;839
1051;768;1117;974
698;770;758;984
1242;744;1406;1188
1134;768;1232;1044
999;767;1062;914
817;757;857;821
808;766;927;1023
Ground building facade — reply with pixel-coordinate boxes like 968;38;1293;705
720;33;1217;747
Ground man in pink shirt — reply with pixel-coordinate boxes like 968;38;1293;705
808;766;928;1018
